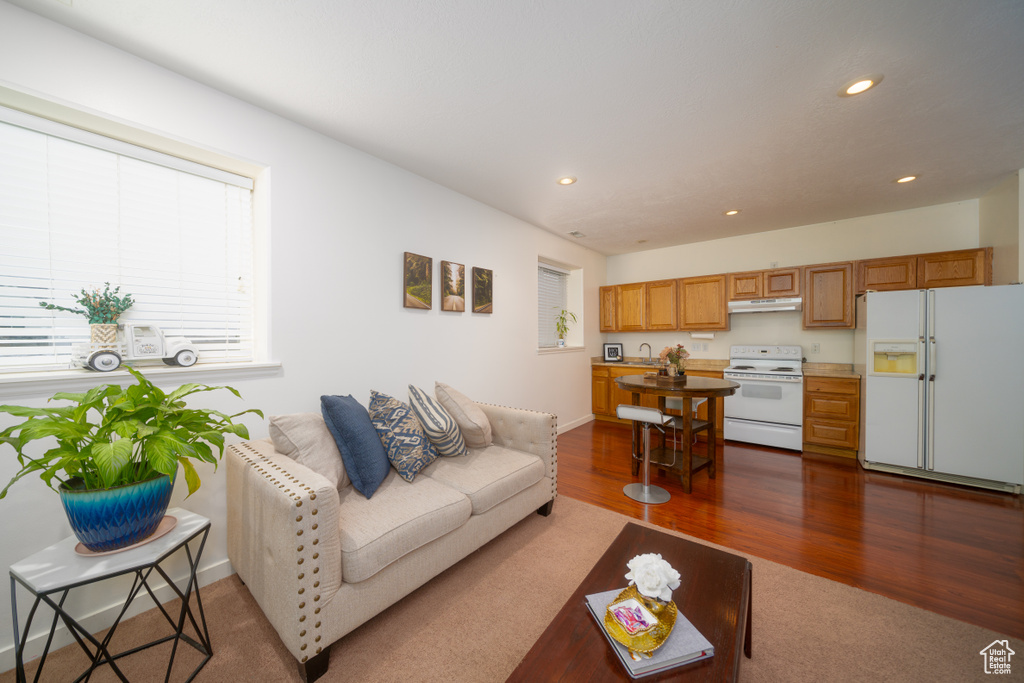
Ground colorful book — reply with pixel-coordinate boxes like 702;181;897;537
585;588;714;679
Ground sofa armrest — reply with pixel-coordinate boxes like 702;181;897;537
226;438;342;664
476;403;557;497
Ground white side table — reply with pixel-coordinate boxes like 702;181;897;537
9;507;212;682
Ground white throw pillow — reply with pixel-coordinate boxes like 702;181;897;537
434;382;493;448
269;413;350;490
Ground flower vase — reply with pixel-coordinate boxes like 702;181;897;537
90;323;118;348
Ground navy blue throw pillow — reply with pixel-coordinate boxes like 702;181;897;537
321;394;390;498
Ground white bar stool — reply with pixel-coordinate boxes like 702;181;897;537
616;404;673;504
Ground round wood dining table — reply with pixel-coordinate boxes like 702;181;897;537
614;374;739;493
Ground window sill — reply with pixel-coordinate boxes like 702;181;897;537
537;345;586;355
0;362;282;400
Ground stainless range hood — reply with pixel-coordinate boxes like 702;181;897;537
728;297;803;313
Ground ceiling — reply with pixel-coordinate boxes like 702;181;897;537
8;0;1024;255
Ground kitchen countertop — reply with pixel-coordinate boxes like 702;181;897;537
592;357;859;378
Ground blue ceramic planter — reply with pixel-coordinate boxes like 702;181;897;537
58;474;173;552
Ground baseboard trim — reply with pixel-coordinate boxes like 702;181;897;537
558;414;594;433
0;558;235;674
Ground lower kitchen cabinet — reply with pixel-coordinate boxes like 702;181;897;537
803;376;860;457
592;366;659;420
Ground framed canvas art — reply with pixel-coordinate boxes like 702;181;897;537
472;267;493;313
403;252;432;309
440;261;466;312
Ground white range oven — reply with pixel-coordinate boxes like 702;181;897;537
723;345;803;451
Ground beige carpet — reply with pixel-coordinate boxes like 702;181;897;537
3;496;1021;682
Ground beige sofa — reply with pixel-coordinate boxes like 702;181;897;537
226;401;557;682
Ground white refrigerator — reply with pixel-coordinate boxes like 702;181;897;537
853;285;1024;493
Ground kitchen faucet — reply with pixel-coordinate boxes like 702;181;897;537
639;343;652;363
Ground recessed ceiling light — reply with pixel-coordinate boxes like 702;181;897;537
557;176;577;185
838;74;884;97
724;209;741;216
895;175;918;183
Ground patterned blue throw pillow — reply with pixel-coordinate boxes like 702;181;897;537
408;384;468;457
369;390;438;482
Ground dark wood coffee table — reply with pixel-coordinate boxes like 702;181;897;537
507;523;752;682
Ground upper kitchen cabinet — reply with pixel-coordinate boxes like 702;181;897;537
679;275;729;331
856;255;916;293
599;286;617;332
917;248;992;288
728;267;801;300
764;267;801;297
727;271;762;300
803;262;854;328
616;282;646;331
646;279;679;330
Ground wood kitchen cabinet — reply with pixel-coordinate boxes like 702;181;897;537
679;275;729;331
645;279;679;330
856;255;917;293
856;248;992;293
917;248;992;288
803;376;860;456
616;282;646;331
599;286;616;332
592;365;660;420
803;262;854;328
764;267;801;297
729;267;801;300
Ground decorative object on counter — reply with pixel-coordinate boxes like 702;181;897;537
472;267;493;313
0;368;262;552
554;308;577;347
38;282;135;350
403;251;432;310
659;344;690;375
440;260;466;312
603;342;624;362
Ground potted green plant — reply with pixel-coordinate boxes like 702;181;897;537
0;367;262;552
39;282;135;346
554;308;578;347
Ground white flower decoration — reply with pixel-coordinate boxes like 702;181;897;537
625;553;681;602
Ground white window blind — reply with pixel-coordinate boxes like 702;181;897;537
0;110;255;372
537;264;568;348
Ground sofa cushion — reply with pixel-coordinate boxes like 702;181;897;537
408;384;468;457
434;382;492;448
336;469;472;583
421;445;545;515
268;413;349;490
368;390;438;482
321;395;391;498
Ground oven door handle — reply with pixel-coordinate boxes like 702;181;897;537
723;375;802;383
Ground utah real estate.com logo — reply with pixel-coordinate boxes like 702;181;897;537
980;640;1015;675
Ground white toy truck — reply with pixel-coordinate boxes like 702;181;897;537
72;323;199;372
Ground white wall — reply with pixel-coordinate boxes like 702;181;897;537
605;201;981;363
0;3;604;668
979;172;1022;285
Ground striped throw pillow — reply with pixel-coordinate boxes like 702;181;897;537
408;384;468;457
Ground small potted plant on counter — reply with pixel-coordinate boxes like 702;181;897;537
0;368;262;552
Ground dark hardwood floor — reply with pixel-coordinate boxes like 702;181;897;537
557;420;1024;639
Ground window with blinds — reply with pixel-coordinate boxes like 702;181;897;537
537;264;568;348
0;108;255;373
